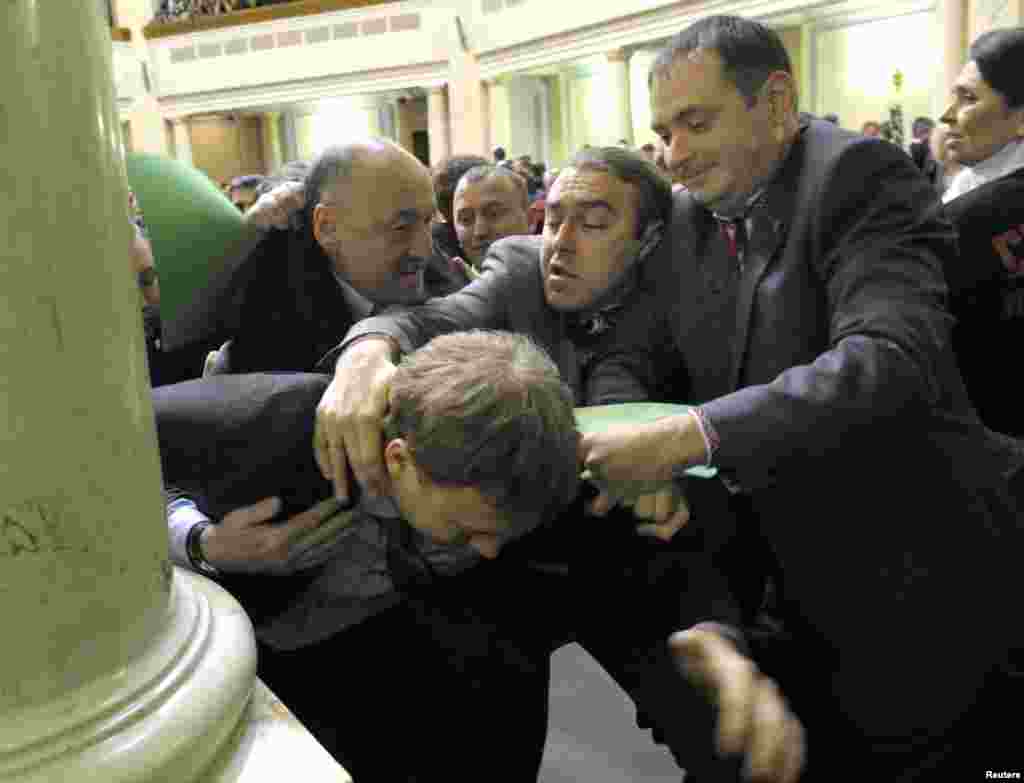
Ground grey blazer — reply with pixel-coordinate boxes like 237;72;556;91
340;234;681;406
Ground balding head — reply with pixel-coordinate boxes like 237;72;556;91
308;138;436;307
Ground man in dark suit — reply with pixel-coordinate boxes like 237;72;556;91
429;153;488;261
222;138;469;374
568;15;1022;780
317;146;806;782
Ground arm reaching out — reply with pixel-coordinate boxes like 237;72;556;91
314;336;399;503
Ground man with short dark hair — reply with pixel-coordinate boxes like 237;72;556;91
493;145;507;163
570;14;1021;779
452;164;530;268
429;153;489;260
939;27;1024;440
860;119;882;136
155;330;581;781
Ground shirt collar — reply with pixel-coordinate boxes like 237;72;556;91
332;269;376;319
944;139;1024;202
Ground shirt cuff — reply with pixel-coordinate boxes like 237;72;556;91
688;406;720;467
167;498;209;570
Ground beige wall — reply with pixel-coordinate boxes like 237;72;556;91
814;11;942;135
968;0;1023;42
293;99;380;162
630;50;657;149
188;114;266;186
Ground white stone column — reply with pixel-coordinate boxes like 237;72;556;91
263;111;284;173
941;0;967;101
0;3;349;780
170;117;194;166
487;78;511;156
427;85;452;167
395;96;418;155
606;48;634;146
116;0;172;155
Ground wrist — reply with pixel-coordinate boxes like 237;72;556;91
339;334;400;372
666;411;710;472
186;520;221;577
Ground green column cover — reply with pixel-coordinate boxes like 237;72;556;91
126;153;262;350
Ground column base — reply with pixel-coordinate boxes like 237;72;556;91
0;568;349;782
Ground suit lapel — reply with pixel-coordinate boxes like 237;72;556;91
725;121;808;391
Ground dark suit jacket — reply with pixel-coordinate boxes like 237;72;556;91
942;167;1024;438
228;228;469;374
339;234;683;406
647;118;1023;767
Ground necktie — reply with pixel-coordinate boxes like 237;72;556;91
718;217;749;272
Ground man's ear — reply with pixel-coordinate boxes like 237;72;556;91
384;438;411;481
313;203;337;248
764;72;796;122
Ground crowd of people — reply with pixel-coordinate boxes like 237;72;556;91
132;14;1023;782
153;0;293;23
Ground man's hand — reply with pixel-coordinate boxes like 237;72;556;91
244;181;305;231
581;413;707;530
588;484;691;541
200;496;344;575
670;627;805;783
314;337;398;503
580;413;707;486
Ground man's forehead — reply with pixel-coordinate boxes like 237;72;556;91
650;49;730;121
350;159;433;222
954;60;988;92
454;176;520;207
549;167;629;208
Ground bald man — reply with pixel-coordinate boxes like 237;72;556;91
226;138;471;374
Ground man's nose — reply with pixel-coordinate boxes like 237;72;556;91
664;134;693;172
474;215;492;238
471;537;501;559
553;219;577;249
939;102;956;126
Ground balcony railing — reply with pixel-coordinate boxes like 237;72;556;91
146;0;393;38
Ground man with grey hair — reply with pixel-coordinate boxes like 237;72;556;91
221;138;470;374
155;330;581;781
451;164;530;268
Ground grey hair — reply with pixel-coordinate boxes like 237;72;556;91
385;330;580;536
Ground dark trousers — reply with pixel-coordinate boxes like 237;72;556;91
255;560;554;783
